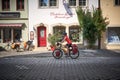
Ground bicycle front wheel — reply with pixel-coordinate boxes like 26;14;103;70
52;49;63;59
4;45;11;51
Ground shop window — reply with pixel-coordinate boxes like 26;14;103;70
53;26;66;34
108;27;120;44
16;0;24;10
0;29;1;43
3;28;11;43
2;0;10;11
69;26;81;42
53;26;66;41
115;0;120;6
14;29;22;42
0;28;22;43
39;0;58;8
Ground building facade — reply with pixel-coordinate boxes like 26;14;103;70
100;0;120;49
0;0;29;46
28;0;98;49
1;0;119;50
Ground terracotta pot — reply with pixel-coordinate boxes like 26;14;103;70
50;45;55;51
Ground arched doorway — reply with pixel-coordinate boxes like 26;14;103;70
37;26;46;47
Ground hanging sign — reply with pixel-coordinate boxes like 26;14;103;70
30;31;34;40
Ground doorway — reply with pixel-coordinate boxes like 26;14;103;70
37;26;46;47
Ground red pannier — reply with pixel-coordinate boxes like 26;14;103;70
72;44;78;54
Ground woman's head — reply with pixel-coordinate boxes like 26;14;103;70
63;32;67;36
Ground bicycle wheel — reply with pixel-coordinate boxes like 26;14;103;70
52;49;63;59
4;44;11;51
16;45;20;52
69;47;79;59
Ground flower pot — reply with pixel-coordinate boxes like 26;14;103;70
50;45;55;51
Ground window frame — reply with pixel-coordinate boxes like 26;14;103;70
68;0;87;7
69;26;81;42
53;26;66;41
39;0;58;8
50;0;57;6
69;0;76;7
3;28;11;43
79;0;86;6
16;0;25;11
114;0;120;6
2;0;10;11
0;29;1;43
107;27;120;44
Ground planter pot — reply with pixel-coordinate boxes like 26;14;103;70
50;45;55;51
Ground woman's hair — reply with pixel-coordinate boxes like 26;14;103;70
63;32;67;36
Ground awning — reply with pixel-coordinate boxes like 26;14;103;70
0;23;23;28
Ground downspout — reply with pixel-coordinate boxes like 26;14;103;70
98;0;100;9
98;0;101;49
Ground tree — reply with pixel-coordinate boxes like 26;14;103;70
76;7;109;49
76;7;97;48
92;8;109;49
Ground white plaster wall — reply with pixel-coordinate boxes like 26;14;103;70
28;0;80;31
29;0;98;30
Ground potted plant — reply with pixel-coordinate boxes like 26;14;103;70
48;32;62;51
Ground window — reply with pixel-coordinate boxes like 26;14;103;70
16;0;24;10
108;27;120;44
53;26;66;41
0;28;22;43
50;0;57;6
69;0;76;6
39;0;57;8
14;29;21;42
69;26;81;42
115;0;120;6
2;0;10;11
68;0;86;7
53;26;66;34
3;28;11;43
39;0;48;6
0;29;1;43
79;0;86;6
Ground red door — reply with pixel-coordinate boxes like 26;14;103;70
37;27;46;47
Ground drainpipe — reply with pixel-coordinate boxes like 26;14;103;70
98;0;101;9
98;0;101;49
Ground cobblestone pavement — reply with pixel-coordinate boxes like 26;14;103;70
0;50;120;80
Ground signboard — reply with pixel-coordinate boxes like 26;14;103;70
0;12;20;18
30;31;34;40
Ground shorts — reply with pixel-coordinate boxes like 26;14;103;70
66;43;72;48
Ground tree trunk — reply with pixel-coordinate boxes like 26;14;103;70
98;37;101;49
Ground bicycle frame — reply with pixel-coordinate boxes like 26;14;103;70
56;42;68;54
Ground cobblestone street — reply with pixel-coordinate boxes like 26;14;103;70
0;50;120;80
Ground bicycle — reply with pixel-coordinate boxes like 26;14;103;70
52;42;79;59
4;41;13;51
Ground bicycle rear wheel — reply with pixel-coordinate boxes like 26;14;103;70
69;48;79;59
52;49;63;59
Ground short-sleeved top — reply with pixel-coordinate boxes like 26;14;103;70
64;35;72;44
